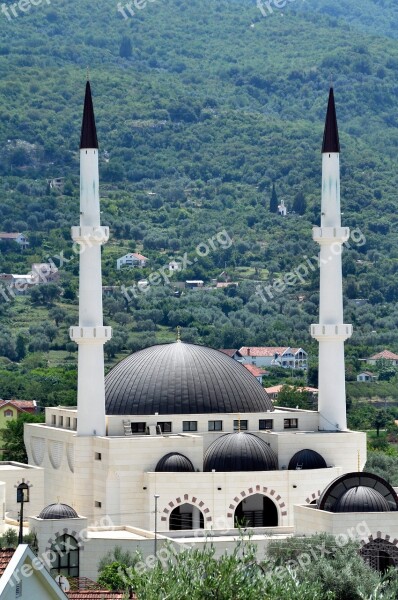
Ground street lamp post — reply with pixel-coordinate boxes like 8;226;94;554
16;482;29;545
154;494;160;559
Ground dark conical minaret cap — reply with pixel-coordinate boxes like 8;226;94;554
80;81;98;149
322;87;340;153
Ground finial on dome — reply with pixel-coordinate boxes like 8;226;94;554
176;325;181;342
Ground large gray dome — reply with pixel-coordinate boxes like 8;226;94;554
204;432;278;472
105;342;274;415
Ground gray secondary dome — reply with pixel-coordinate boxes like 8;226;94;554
38;503;79;520
288;449;327;470
105;342;274;415
156;453;195;473
332;487;390;513
204;432;278;472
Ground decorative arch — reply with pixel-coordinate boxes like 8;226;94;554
227;485;287;520
46;527;85;554
305;490;322;504
160;494;212;524
360;535;398;572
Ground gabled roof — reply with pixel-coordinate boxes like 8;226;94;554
0;232;24;239
239;346;289;357
369;350;398;361
0;545;67;599
219;349;239;357
121;253;148;261
243;364;268;377
0;548;15;576
0;399;36;412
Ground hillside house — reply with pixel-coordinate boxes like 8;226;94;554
242;363;269;383
186;280;204;289
116;253;148;270
367;350;398;366
239;347;308;369
0;232;29;249
357;372;377;382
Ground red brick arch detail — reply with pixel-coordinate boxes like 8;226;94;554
226;486;287;519
305;490;322;504
161;496;212;523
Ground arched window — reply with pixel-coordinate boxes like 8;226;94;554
4;410;13;418
169;503;204;531
361;538;398;572
50;534;79;578
234;494;278;528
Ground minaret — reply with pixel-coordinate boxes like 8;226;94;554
70;82;112;436
311;88;352;431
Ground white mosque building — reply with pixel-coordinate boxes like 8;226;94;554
1;83;397;581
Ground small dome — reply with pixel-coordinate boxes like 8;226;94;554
318;472;398;512
156;452;195;472
288;449;327;470
204;432;278;472
105;342;274;415
332;487;390;513
38;503;79;520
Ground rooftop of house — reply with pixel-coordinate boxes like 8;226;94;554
0;549;15;576
0;399;36;411
369;349;398;360
242;364;269;377
265;385;318;394
121;252;148;261
0;232;25;239
239;346;289;357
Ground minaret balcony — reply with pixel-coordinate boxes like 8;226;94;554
70;326;112;344
310;323;352;342
313;226;349;245
71;226;109;245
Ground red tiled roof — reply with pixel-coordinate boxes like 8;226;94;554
265;385;318;394
219;349;238;357
0;232;23;239
369;350;398;361
243;364;268;377
130;253;148;261
239;346;288;357
67;593;131;599
0;400;36;412
0;548;15;576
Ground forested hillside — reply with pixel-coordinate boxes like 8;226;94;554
1;0;398;404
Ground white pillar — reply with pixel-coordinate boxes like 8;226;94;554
311;148;352;431
70;145;112;437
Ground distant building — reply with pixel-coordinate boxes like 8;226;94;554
239;347;308;369
219;349;243;361
278;199;287;216
265;384;318;403
367;350;398;366
47;177;65;191
0;263;59;294
31;263;60;284
168;260;181;272
186;280;204;289
242;363;269;383
216;282;238;289
116;253;148;270
0;400;36;429
0;232;29;249
357;372;377;383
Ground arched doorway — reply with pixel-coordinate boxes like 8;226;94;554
50;534;79;578
169;503;204;530
234;494;278;528
361;539;398;572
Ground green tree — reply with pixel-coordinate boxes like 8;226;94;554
292;191;306;215
373;410;391;437
119;36;132;59
16;334;26;361
269;183;278;213
2;413;44;463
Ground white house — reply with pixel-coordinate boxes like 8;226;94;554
168;260;181;272
239;347;308;369
357;371;377;382
0;232;29;248
367;350;398;366
0;545;67;600
116;253;148;270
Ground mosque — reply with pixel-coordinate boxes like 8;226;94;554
1;83;397;580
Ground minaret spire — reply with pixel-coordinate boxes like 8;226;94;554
322;88;340;154
70;81;112;437
80;81;98;150
311;88;352;431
